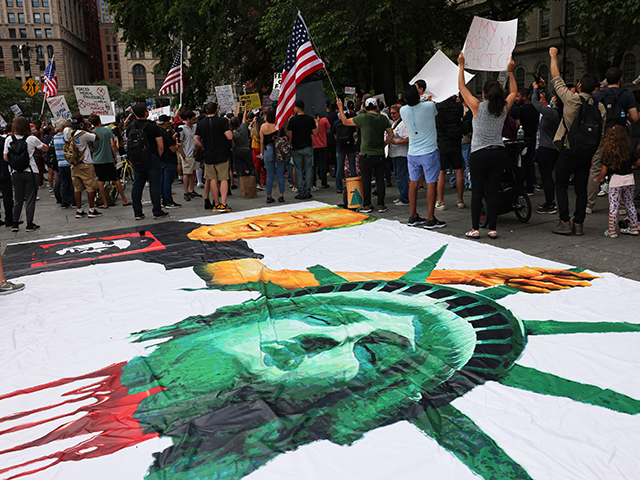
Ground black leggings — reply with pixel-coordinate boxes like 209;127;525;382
470;147;505;230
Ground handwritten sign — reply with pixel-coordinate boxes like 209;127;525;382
10;104;23;117
462;16;517;72
345;87;356;95
269;89;280;101
215;85;236;113
410;50;475;103
46;95;72;122
148;106;171;121
0;114;6;128
74;86;114;116
239;93;262;110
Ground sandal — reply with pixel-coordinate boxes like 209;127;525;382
604;230;618;238
465;229;480;238
488;230;498;239
122;201;133;206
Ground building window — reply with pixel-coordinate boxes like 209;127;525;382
34;13;42;23
14;61;21;71
18;13;25;23
107;54;111;60
538;64;550;82
114;62;118;69
130;50;136;59
32;0;39;6
9;28;16;38
517;17;527;44
540;9;550;39
45;28;52;38
12;45;18;58
0;47;3;58
19;28;27;38
155;76;164;89
36;45;43;58
108;62;112;69
566;2;577;34
515;67;525;89
44;13;50;23
38;60;44;70
6;0;13;6
8;13;16;23
16;0;22;5
106;45;110;52
42;0;48;5
47;45;53;57
564;61;575;85
35;28;42;38
623;54;637;84
115;71;119;78
139;50;145;59
132;63;146;87
109;71;113;78
113;54;117;61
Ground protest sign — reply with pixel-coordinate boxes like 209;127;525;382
46;95;72;122
410;50;475;103
497;70;509;87
148;106;171;121
239;94;262;110
10;105;22;117
345;87;356;95
74;86;114;116
296;81;326;118
269;89;280;102
100;101;117;125
272;72;282;91
373;94;386;106
0;114;6;128
462;16;517;71
215;85;236;113
262;96;274;109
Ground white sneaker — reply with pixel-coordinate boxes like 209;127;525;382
292;187;298;192
435;202;446;211
586;207;593;214
197;183;205;188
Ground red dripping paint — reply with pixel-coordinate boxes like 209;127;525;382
0;362;163;479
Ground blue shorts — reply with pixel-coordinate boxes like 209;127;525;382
408;149;440;183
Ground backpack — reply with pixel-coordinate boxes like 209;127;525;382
563;96;603;160
7;135;31;172
336;123;354;148
601;89;626;129
275;136;292;163
63;131;86;165
461;109;473;136
127;121;151;165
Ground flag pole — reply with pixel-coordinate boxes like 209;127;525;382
297;12;338;100
40;55;53;116
179;41;183;106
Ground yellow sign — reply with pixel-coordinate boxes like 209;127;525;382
22;78;40;97
239;93;262;110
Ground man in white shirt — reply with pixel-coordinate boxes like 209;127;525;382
388;105;409;205
65;114;101;219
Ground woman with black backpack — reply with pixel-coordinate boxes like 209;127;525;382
2;116;49;232
332;104;357;194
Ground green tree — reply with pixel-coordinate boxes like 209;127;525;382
570;0;640;78
0;77;45;121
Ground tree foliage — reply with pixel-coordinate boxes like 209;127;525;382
0;77;45;121
570;0;640;77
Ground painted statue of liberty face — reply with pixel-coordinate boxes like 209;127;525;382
125;288;478;436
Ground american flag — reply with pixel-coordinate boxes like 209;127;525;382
275;13;324;129
41;58;57;98
158;48;183;95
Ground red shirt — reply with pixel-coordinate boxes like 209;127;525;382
312;117;331;149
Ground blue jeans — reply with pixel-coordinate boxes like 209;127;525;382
336;148;356;193
161;162;178;205
391;156;409;203
292;146;313;196
450;143;471;188
264;145;286;196
58;165;74;207
132;155;163;216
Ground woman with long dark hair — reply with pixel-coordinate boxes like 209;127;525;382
457;52;517;239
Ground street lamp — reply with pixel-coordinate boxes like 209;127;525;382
18;42;43;80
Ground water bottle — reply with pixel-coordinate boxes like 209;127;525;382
517;125;524;140
621;108;626;119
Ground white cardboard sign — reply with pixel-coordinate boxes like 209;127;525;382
345;87;356;95
148;106;171;121
74;85;114;116
410;50;475;103
462;16;517;72
46;95;72;122
215;85;236;113
10;104;22;117
0;114;6;128
272;73;283;91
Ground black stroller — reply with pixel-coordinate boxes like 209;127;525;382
478;139;532;228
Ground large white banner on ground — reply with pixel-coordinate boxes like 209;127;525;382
410;50;475;103
46;95;72;123
215;85;236;113
462;16;518;72
74;85;114;116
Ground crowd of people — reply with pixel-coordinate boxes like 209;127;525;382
2;46;639;249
